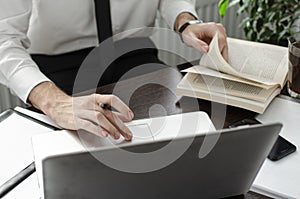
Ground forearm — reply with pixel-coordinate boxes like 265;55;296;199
28;82;71;117
28;81;133;140
174;12;197;32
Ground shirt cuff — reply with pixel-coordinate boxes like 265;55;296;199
162;1;199;30
8;66;51;103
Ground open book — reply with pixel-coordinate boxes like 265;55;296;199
176;33;288;113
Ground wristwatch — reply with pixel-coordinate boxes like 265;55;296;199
178;20;203;43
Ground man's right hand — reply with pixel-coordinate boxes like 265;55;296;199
28;82;134;141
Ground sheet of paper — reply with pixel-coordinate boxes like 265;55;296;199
199;33;288;86
183;65;274;90
226;37;288;86
14;107;61;129
200;32;241;77
186;73;276;102
252;97;300;199
0;110;53;187
176;73;281;113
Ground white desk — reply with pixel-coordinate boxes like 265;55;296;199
0;109;53;188
2;99;300;198
252;96;300;199
0;107;57;199
2;174;40;199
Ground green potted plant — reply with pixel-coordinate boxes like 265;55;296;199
218;0;300;46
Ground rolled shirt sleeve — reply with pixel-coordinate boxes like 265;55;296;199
159;0;199;29
0;0;51;103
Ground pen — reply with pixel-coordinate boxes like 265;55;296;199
0;163;35;198
99;103;113;111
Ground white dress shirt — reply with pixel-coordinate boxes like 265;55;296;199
0;0;197;102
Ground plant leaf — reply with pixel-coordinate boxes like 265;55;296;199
218;0;229;18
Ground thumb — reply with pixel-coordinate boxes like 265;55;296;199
191;37;209;53
182;31;209;53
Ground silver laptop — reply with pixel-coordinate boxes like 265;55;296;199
42;123;282;199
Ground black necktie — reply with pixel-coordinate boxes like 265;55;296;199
94;0;113;43
93;0;115;86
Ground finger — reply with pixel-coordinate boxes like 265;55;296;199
95;95;134;120
192;38;209;53
185;33;209;53
216;23;228;61
102;110;133;141
96;111;122;140
82;109;132;141
113;111;132;122
182;26;209;53
78;110;122;140
216;23;227;37
218;39;229;62
221;44;229;62
217;34;229;62
77;119;109;138
189;22;228;61
199;22;220;40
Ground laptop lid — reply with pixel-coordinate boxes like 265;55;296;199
42;123;282;199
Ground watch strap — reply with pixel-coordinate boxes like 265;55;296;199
178;20;203;43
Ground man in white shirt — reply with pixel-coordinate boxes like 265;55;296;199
0;0;228;141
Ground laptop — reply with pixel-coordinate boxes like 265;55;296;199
32;112;282;199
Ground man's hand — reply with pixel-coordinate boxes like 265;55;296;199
28;82;134;141
175;12;228;61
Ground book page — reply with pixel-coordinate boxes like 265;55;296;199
200;33;288;87
184;73;277;102
182;65;274;90
176;74;281;113
227;38;288;87
200;32;241;77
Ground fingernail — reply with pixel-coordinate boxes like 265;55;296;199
126;131;133;141
102;131;109;137
114;132;120;140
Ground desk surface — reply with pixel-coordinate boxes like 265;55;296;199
11;64;271;199
84;66;266;199
1;64;292;198
254;96;300;198
93;66;257;129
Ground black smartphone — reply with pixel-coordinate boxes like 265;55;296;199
268;135;297;161
229;118;297;161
